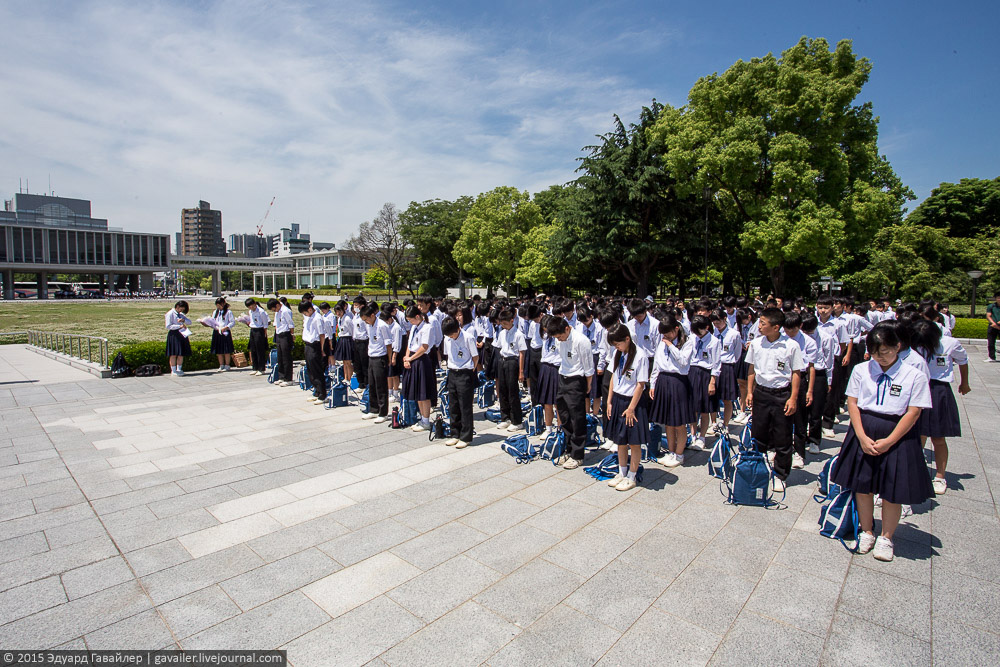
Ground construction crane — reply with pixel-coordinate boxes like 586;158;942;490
257;197;275;237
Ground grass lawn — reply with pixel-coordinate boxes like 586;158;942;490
0;299;309;354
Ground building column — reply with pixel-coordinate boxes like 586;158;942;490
212;269;222;297
38;272;49;300
98;273;106;295
2;269;13;300
140;272;154;290
128;274;139;292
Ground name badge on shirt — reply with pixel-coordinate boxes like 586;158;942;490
890;384;902;397
935;356;946;367
643;335;649;341
702;351;708;359
567;350;573;359
625;369;633;379
457;350;464;358
777;361;786;371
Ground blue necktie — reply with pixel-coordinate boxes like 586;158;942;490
695;337;704;356
875;372;891;406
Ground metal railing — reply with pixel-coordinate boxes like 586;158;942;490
0;331;29;344
26;330;110;368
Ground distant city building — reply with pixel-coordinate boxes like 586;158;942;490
228;233;270;258
175;232;182;255
252;247;374;292
1;193;108;230
179;200;225;256
271;223;335;256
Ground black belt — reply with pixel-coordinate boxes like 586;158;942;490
755;384;790;395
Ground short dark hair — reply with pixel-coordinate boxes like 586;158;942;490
544;316;570;337
440;316;460;337
266;298;279;310
800;313;818;332
297;302;314;313
498;308;514;322
760;307;785;328
783;311;802;329
244;298;256;307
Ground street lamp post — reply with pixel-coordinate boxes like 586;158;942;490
460;278;468;300
968;270;984;316
596;277;604;296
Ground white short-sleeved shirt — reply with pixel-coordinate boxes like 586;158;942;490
714;325;742;365
426;311;444;347
445;330;479;370
818;316;849;349
475;316;493;341
318;312;335;339
898;348;930;379
249;307;269;329
923;337;968;383
352;309;369;340
407;321;432;353
528;320;544;349
847;358;933;415
742;320;760;348
367;319;392;357
166;309;190;331
788;331;818;366
338;313;354;339
541;336;561;365
612;351;649;398
493;325;527;359
275;305;294;334
301;312;323;344
575;319;602;356
691;333;722;377
649;336;696;386
746;334;806;388
808;329;837;375
558;329;595;377
627;315;660;358
389;320;403;353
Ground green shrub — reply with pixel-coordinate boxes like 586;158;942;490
418;278;449;296
952;318;988;339
120;335;307;373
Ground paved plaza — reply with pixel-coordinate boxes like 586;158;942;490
0;343;998;665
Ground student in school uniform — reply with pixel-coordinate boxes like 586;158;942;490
298;301;327;405
417;296;444;368
547;316;596;469
817;296;850;435
267;298;295;386
575;306;603;417
402;305;436;432
333;301;356;388
474;302;494;374
732;308;758;424
534;315;562;436
165;300;192;376
745;308;806;492
359;303;392;423
441;316;478;449
244;298;270;376
210;297;236;371
596;308;623;421
782;311;818;468
526;305;544;404
603;323;649;491
831;326;933;561
384;302;404;403
649;314;696;467
626;299;660;365
351;297;370;388
688;315;722;451
493;309;527;432
911;319;971;495
801;313;835;453
709;309;742;435
317;302;337;373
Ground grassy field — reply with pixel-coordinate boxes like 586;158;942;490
0;299;309;354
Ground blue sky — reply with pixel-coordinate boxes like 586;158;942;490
1;0;996;247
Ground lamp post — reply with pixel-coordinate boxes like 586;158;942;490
968;270;984;316
460;278;468;300
596;277;604;296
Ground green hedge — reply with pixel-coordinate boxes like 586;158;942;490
120;336;307;373
952;318;988;339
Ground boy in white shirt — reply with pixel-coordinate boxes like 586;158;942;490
442;316;478;448
547;316;595;469
493;309;527;432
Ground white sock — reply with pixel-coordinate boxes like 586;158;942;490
627;470;637;481
619;466;628;477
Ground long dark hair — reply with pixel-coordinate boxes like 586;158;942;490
214;297;229;316
405;304;428;323
605;323;636;375
658;314;687;348
911;319;942;360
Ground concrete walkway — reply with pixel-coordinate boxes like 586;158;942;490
0;344;97;389
0;346;997;665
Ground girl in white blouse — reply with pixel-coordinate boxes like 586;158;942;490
604;323;649;491
165;301;192;376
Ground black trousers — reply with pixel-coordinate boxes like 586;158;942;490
353;339;370;387
497;356;523;424
248;328;268;372
599;369;612;418
807;369;828;446
367;354;389;417
447;368;476;442
275;331;293;382
304;341;326;400
557;374;589;461
823;355;847;427
527;347;542;405
989;326;998;361
752;385;793;480
792;375;809;457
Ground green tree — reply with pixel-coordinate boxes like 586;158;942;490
516;223;558;288
653;37;913;294
364;265;389;286
906;177;1000;238
453;187;543;292
345;202;409;298
399;197;473;285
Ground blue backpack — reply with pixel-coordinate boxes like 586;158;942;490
267;348;278;369
359;386;370;414
298;366;312;391
485;407;503;423
401;399;419;427
476;372;496;408
644;424;666;462
350;375;360;391
524;404;545;436
708;432;737;481
814;455;843;503
537;428;566;465
502;434;534;464
818;489;860;552
520;400;532;414
584;452;644;483
727;441;779;507
585;414;604;446
325;379;349;408
267;363;280;384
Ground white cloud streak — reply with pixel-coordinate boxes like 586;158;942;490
0;0;657;245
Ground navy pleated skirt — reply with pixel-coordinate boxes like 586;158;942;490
606;392;650;446
166;329;191;357
735;346;749;380
716;363;739;401
210;330;234;355
690;366;714;415
334;337;354;362
649;372;693;427
589;353;600;399
536;362;560;405
402;354;436;401
831;409;933;505
919;380;961;438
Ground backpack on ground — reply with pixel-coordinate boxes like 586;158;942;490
485;407;503;423
644;424;665;462
134;364;162;377
298;366;312;391
814;454;842;503
438;385;450;421
476;373;496;408
584;452;644;483
524;404;545;436
398;399;419;427
111;351;131;378
708;432;737;481
267;347;278;369
586;414;604;446
537;428;566;465
359;386;370;414
727;441;780;508
502;434;534;464
818;489;861;552
325;378;349;408
429;414;450;441
267;363;280;384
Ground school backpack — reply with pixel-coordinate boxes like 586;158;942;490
485;407;503;423
359;386;370;414
325;378;349;409
267;347;278;370
537;428;566;465
438;385;450;421
502;434;534;464
818;489;861;552
350;375;360;391
708;432;737;482
298;366;312;391
523;404;545;436
429;414;450;441
814;454;843;504
476;373;496;408
739;418;753;448
585;414;604;446
584;452;644;483
726;441;781;508
644;424;666;462
134;364;162;377
267;362;280;384
110;351;131;378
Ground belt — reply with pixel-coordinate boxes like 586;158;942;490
755;384;790;395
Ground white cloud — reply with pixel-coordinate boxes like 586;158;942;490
0;0;657;245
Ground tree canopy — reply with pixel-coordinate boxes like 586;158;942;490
344;202;409;298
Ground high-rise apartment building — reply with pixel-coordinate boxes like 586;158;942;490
179;200;225;256
228;233;271;258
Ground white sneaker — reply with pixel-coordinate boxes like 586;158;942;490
901;504;913;518
807;443;821;455
373;416;388;424
767;450;775;465
601;441;615;451
615;477;637;491
792;453;805;469
689;437;706;451
608;473;625;488
361;412;377;420
311;397;324;405
664;453;683;468
412;422;430;432
216;366;225;373
276;380;290;387
388;394;398;403
857;531;876;554
172;370;183;377
497;420;511;430
771;477;785;493
873;536;894;562
455;441;469;449
985;358;997;363
562;458;580;470
731;412;747;425
506;424;521;433
822;427;836;439
932;477;947;495
443;438;459;447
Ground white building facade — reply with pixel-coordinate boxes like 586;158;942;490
252;247;375;293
